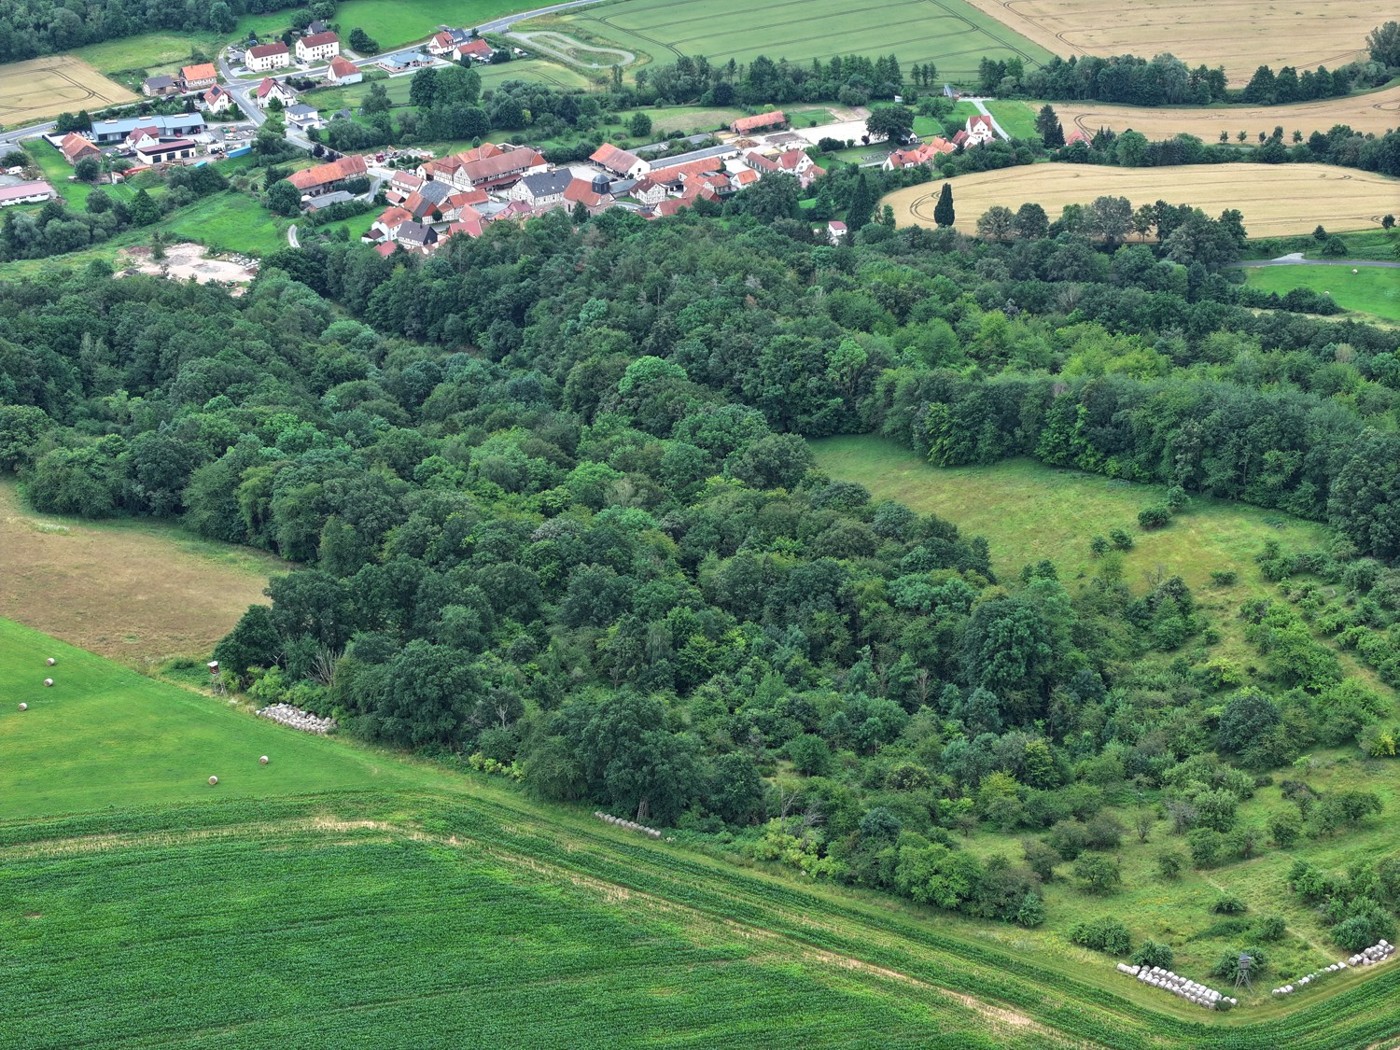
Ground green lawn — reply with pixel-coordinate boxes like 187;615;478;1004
1246;264;1400;323
159;189;289;255
25;139;137;211
71;11;295;75
985;99;1038;140
534;0;1055;84
336;0;537;52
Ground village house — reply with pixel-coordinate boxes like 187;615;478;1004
507;169;573;208
124;125;162;151
0;181;56;207
287;153;368;197
964;114;996;146
202;85;235;115
90;114;206;144
181;63;218;90
384;169;425;204
376;50;433;74
435;144;547;192
246;41;291;72
440;188;490;221
563;178;612;216
285;104;322;130
882;138;955;171
401;179;455;221
326;55;362;85
255;78;299;109
135;139;198;165
428;28;473;55
730;110;786;136
771;147;823;188
628;175;668;207
141;75;181;98
446;206;486;239
590;143;650;180
396;220;438;252
366;205;413;244
59;132;101;165
826;220;847;245
296;31;340;63
455;39;496;62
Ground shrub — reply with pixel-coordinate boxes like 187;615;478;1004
1109;528;1134;551
1254;915;1287;941
1072;853;1122;895
1015;891;1046;928
1210;570;1238;586
1332;909;1396;952
1211;894;1248;915
1189;828;1227;867
1021;838;1060;881
1211;947;1267;981
1156;851;1186;881
1138;505;1172;530
1131;940;1174;969
1071;917;1132;955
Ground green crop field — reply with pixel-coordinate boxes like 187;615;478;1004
529;0;1056;83
5;609;1400;1047
1245;264;1400;324
335;0;535;52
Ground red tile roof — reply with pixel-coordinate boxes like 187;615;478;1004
590;143;643;174
329;56;358;78
301;31;339;47
563;178;608;209
456;39;493;60
182;63;218;83
287;153;368;191
731;110;786;134
59;133;99;163
460;147;544;186
249;42;289;59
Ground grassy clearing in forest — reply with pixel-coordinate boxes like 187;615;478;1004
885;162;1400;238
1245;264;1400;323
0;480;282;665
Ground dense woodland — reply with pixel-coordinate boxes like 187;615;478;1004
1;208;1396;942
0;0;319;63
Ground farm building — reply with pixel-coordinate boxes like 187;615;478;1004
882;138;955;170
141;75;181;97
287;153;368;196
590;143;650;179
296;31;340;62
455;39;496;62
327;56;362;85
181;63;218;89
377;50;433;74
91;114;205;144
507;169;574;208
247;42;291;72
0;180;56;207
58;132;101;164
135;139;198;165
731;111;786;135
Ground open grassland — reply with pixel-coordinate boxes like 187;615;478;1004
1246;264;1400;323
159;190;289;255
959;0;1375;81
808;437;1384;681
3;614;1400;1046
1053;83;1400;141
0;56;136;127
886;162;1400;237
530;0;1056;83
334;0;530;52
984;99;1038;138
0;481;282;665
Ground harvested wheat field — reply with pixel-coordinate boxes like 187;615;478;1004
962;0;1375;81
888;163;1400;237
1057;83;1400;142
0;481;284;665
0;55;137;126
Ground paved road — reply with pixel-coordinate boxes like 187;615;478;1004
1234;251;1400;269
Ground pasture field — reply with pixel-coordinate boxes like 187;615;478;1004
0;55;137;127
885;162;1400;237
1051;83;1400;141
958;0;1375;81
528;0;1056;83
984;98;1038;139
0;480;281;665
3;624;1400;1047
1245;264;1400;323
159;189;289;256
334;0;529;52
808;436;1384;680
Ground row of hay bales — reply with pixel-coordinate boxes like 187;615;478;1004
1272;941;1392;995
256;703;335;734
1117;963;1236;1009
594;811;663;839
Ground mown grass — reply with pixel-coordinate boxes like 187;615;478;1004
159;189;288;255
535;0;1056;83
336;0;534;52
1245;264;1400;323
984;99;1038;140
3;612;1400;1045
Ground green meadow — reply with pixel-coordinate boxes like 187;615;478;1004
1245;264;1400;324
530;0;1055;82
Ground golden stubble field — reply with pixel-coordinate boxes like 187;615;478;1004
0;482;283;665
887;163;1400;237
1056;83;1400;141
0;55;137;126
962;0;1376;81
